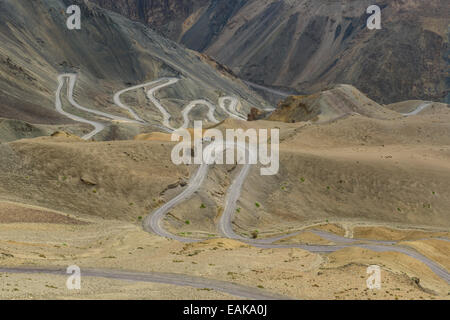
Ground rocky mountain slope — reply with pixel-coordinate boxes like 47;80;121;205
0;0;267;134
269;85;400;124
92;0;450;104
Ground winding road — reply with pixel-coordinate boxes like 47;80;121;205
0;74;289;299
143;142;218;242
218;97;247;120
145;77;246;129
55;74;247;139
243;80;292;99
55;75;105;140
113;79;162;123
9;75;444;299
146;141;450;284
401;102;432;116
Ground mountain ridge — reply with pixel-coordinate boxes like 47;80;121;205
91;0;450;104
0;0;268;130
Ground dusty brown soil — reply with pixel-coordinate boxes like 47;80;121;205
0;218;448;300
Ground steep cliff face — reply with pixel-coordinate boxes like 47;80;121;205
91;0;449;104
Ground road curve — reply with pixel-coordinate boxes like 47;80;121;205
65;74;142;124
181;99;220;129
54;74;449;289
56;74;146;140
243;80;292;99
56;75;105;140
402;102;432;116
145;78;180;131
57;74;249;139
145;78;246;129
0;266;289;300
218;162;450;283
145;141;450;284
143;142;219;242
218;97;247;120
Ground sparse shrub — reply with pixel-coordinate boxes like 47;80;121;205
185;220;190;225
251;230;259;239
45;285;58;289
200;203;206;209
236;208;241;213
255;202;260;208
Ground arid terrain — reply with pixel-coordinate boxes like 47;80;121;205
0;0;449;300
92;0;450;104
1;96;449;299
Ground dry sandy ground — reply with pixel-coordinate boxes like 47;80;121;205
0;101;449;300
0;201;87;225
0;209;448;300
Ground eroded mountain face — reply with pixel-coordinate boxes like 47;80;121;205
91;0;450;104
0;0;267;125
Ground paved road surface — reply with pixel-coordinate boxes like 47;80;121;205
113;79;163;123
56;75;247;138
218;96;247;120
